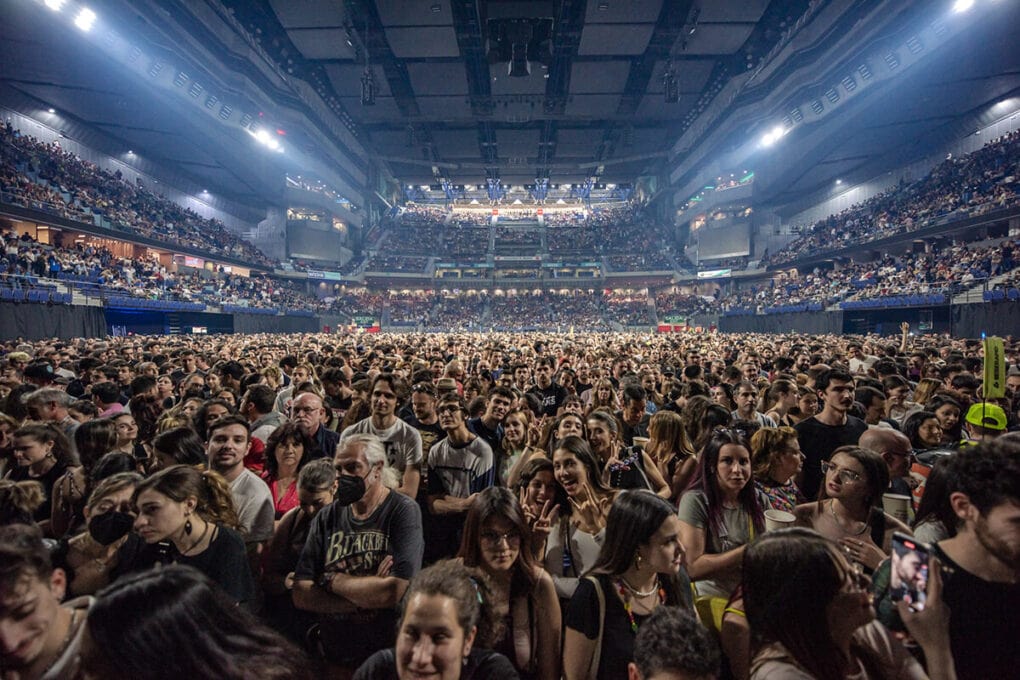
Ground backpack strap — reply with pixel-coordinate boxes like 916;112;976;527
584;575;606;680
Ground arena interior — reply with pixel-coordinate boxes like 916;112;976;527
1;1;1019;679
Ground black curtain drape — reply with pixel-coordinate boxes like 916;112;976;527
0;302;106;340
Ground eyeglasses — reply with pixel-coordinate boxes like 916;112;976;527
820;461;862;484
480;530;521;546
437;404;463;415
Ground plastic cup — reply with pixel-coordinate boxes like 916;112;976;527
764;509;796;532
882;493;912;522
632;436;650;448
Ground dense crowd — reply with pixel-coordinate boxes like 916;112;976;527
764;130;1020;266
722;235;1020;313
0;226;341;314
0;328;1017;680
0;122;277;268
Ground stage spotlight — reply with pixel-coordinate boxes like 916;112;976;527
44;0;66;11
952;0;974;13
74;7;96;32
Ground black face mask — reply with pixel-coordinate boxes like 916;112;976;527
336;474;367;506
88;510;135;545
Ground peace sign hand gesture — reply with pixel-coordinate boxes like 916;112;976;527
569;483;611;534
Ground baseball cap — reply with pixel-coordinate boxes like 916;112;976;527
964;403;1007;431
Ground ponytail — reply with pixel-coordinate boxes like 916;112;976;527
135;465;242;534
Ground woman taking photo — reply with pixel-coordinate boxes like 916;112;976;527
542;436;616;600
902;411;944;454
261;422;315;519
124;464;254;606
749;427;805;513
643;410;698;501
354;560;519;679
794;446;911;573
586;410;669;497
678;429;765;599
6;422;75;527
563;491;692;680
82;564;313;680
458;487;560;680
743;528;956;680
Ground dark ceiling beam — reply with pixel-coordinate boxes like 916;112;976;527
449;0;499;177
594;0;692;173
344;0;440;169
544;0;587;117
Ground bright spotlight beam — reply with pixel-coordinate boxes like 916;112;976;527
44;0;67;11
952;0;974;13
74;7;97;31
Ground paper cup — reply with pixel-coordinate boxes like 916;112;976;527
882;493;912;523
632;436;650;449
764;509;796;533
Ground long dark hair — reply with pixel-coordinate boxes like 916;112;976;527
13;422;76;467
83;564;312;680
591;490;678;577
912;455;958;538
902;411;940;450
151;427;207;468
263;422;316;479
551;435;612;516
458;487;538;598
743;529;854;680
684;429;764;537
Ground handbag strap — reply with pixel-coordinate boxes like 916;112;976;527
585;575;606;680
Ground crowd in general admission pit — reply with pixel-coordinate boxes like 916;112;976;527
0;329;1018;680
0;121;278;268
762;130;1020;266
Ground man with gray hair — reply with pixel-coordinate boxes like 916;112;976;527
293;433;423;671
23;387;78;439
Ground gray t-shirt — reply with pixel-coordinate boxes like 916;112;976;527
426;435;495;499
340;418;424;481
229;468;275;544
677;489;754;598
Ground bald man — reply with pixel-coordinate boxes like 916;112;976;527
859;428;914;496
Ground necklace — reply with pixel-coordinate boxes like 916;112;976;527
619;575;660;598
40;608;79;678
830;499;869;536
615;578;666;634
180;520;211;556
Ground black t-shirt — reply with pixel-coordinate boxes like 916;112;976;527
294;490;424;663
527;383;568;417
794;415;867;499
933;544;1020;680
614;411;650;447
116;525;255;605
354;647;519;680
565;573;689;680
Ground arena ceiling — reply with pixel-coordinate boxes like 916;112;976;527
0;0;1019;211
